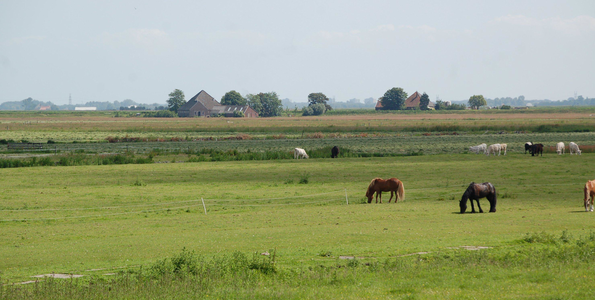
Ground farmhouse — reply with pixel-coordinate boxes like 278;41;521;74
404;91;434;110
178;90;259;118
375;91;435;110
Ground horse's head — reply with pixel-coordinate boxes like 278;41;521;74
459;192;469;213
365;189;373;203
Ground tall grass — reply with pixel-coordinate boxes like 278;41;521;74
0;153;152;169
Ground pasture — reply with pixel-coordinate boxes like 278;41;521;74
2;153;595;298
2;109;595;298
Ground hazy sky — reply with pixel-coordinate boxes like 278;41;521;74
1;0;594;105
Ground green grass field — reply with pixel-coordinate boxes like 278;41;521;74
1;152;594;298
2;110;595;299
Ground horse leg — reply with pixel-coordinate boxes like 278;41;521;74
475;199;484;213
378;192;382;203
470;199;476;213
388;191;394;203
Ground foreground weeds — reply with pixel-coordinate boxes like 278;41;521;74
3;232;595;299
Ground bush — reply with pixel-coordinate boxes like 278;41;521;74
302;106;314;116
233;111;245;118
311;103;326;115
142;110;178;118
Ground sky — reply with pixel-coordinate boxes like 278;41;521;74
1;0;594;105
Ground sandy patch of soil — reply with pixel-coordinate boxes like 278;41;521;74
32;274;84;279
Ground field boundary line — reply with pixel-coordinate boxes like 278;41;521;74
0;190;345;212
0;195;347;222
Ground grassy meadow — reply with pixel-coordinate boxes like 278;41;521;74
2;153;595;298
1;109;595;299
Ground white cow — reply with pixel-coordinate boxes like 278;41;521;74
556;142;565;155
469;143;487;154
569;142;581;155
486;144;501;156
500;143;507;155
294;148;309;159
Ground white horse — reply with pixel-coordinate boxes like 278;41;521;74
569;142;581;155
469;143;487;154
486;144;501;156
556;142;565;155
500;143;507;155
294;148;309;159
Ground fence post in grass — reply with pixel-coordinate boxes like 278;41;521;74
201;198;207;215
345;189;348;205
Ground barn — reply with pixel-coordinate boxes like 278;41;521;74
404;91;435;110
375;91;435;110
178;90;259;118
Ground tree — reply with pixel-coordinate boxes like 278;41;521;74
468;95;487;110
380;87;407;110
419;92;430;110
308;93;332;111
221;90;247;106
247;92;283;117
364;97;375;106
167;89;186;113
21;97;37;110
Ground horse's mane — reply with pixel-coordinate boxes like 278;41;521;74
368;178;381;190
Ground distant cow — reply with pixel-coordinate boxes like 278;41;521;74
556;142;565;155
486;144;501;156
469;143;487;154
294;148;309;159
500;144;507;155
331;146;339;158
524;142;532;154
569;142;581;155
531;144;543;156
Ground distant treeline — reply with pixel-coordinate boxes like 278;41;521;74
0;98;167;111
2;95;594;112
282;97;377;109
484;95;595;107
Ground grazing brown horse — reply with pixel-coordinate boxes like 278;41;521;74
460;182;497;213
365;178;405;203
584;180;595;212
331;146;340;158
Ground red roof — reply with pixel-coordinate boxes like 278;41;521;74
405;91;422;108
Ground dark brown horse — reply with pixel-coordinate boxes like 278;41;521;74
531;144;543;156
365;178;405;203
331;146;339;158
460;182;497;213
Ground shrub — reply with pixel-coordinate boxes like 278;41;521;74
311;103;326;115
302;106;314;116
142;110;178;118
299;173;310;184
233;111;244;118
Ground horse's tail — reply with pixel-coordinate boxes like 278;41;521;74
397;180;405;202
